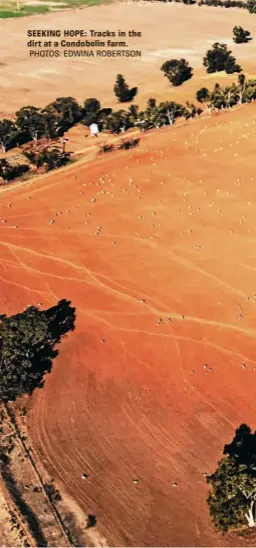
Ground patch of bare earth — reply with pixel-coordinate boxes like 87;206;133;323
0;2;256;115
1;104;256;545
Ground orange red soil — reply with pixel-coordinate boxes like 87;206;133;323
1;106;256;545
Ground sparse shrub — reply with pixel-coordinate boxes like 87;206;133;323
86;514;97;528
44;482;62;503
118;137;140;150
99;143;114;153
233;26;252;43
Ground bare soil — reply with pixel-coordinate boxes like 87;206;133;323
0;104;256;545
1;1;256;115
1;2;256;545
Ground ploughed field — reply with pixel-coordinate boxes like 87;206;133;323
1;105;256;545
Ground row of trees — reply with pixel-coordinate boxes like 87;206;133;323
0;97;202;182
1;72;255;183
1;74;256;181
196;73;256;108
0;94;200;158
0;75;137;155
0;42;245;160
199;0;256;12
90;98;202;133
146;0;256;15
0;40;245;157
0;301;75;402
0;97;83;154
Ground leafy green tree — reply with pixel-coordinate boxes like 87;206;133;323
243;78;256;101
0;300;75;402
114;74;138;103
203;43;241;74
147;98;157;110
247;0;256;13
233;26;252;44
24;146;70;171
83;98;101;126
127;104;139;125
0;306;49;401
160;59;193;86
0;158;29;182
207;424;256;532
102;110;132;134
44;97;82;136
42;109;59;140
196;87;210;102
0;120;19;153
144;98;160;126
237;73;246;103
158;101;184;124
15;106;46;142
184;101;202;118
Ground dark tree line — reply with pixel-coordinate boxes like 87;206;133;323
207;424;256;532
0;97;83;155
196;73;256;108
144;0;256;15
0;73;137;157
0;300;75;402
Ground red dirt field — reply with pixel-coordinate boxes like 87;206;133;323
1;105;256;546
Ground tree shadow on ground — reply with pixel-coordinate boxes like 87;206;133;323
31;299;76;392
1;465;48;546
224;424;256;466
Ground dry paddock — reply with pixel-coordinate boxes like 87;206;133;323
1;1;256;115
0;104;256;545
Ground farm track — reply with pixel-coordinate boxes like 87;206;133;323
0;403;72;547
